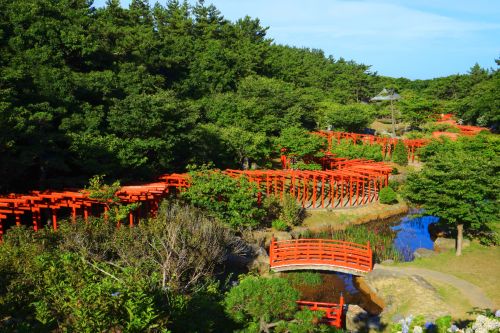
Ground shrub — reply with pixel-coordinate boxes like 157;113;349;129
294;161;322;170
224;276;299;332
183;168;265;229
330;139;383;161
393;140;408;165
280;193;304;227
272;219;288;231
388;180;401;191
319;102;374;132
379;186;398;204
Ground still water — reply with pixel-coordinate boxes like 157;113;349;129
391;214;439;260
292;212;439;314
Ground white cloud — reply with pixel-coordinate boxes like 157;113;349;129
263;0;500;41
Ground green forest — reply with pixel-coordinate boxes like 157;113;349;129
1;0;499;193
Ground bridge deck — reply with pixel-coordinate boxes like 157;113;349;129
270;238;373;275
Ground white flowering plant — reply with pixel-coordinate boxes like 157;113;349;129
390;311;500;333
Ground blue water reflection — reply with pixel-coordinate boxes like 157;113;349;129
391;214;439;260
336;272;358;294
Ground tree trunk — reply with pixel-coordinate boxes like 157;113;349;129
456;224;463;256
390;99;396;137
259;317;269;333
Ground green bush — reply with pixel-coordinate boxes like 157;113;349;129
183;168;265;229
393;140;408;166
319;102;374;132
272;219;288;231
0;204;242;332
330;139;383;161
379;186;398;204
224;276;299;331
294;161;322;170
280;193;304;227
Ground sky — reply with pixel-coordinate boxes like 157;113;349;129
93;0;500;80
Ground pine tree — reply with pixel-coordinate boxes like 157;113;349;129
393;140;408;166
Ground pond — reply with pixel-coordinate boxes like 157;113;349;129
290;211;440;314
286;271;383;315
390;213;439;260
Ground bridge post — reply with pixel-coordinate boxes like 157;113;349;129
33;209;39;231
51;209;57;231
338;293;345;327
269;236;275;267
367;241;373;269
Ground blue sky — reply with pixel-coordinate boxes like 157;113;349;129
93;0;500;79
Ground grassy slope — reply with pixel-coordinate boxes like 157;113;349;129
395;243;500;308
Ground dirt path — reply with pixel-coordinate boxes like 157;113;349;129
375;264;495;309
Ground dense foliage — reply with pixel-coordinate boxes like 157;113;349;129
318;102;374;132
379;186;398;204
0;0;381;193
404;134;500;246
0;0;498;193
329;139;384;161
392;140;408;166
224;275;331;333
0;203;246;332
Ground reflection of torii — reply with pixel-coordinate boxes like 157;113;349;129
370;88;401;137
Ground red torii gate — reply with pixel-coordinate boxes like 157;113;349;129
312;131;428;163
223;167;390;209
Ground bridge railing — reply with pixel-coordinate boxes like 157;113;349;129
270;238;373;273
296;294;344;327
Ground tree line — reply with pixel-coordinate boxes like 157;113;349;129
1;0;498;194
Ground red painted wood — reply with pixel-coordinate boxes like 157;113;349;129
269;237;373;274
297;294;344;327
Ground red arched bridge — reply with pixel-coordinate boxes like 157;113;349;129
269;238;373;276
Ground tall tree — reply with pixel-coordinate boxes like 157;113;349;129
404;135;500;255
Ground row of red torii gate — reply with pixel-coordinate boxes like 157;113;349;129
0;155;392;237
2;125;488;237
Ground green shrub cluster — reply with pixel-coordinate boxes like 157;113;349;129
330;139;384;161
393;139;409;166
379;186;398;204
0;203;243;332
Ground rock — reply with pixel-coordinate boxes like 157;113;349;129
248;246;270;275
273;231;292;242
345;304;369;332
364;267;450;322
413;248;436;259
434;237;470;252
381;259;395;265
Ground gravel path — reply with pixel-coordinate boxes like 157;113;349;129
375;264;496;309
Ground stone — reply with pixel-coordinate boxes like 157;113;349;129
434;237;470;252
273;231;292;241
381;259;395;265
345;304;369;332
364;267;450;322
413;248;436;259
248;246;270;275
